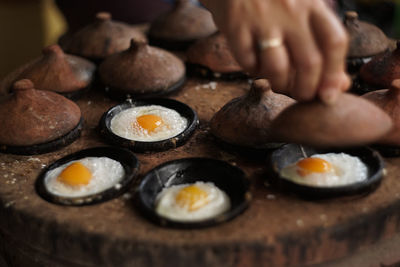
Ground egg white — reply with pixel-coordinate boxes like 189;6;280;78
155;181;231;222
44;157;125;197
110;105;188;142
280;153;368;187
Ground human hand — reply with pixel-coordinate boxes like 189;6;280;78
201;0;351;104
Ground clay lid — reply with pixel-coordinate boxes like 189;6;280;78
0;79;81;146
98;40;185;97
270;93;392;147
63;12;147;61
345;11;389;58
148;0;217;46
359;42;400;88
210;79;295;148
362;80;400;145
186;32;242;73
0;45;95;96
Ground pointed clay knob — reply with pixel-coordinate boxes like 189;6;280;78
270;93;392;147
42;44;64;57
345;11;358;21
12;79;34;91
96;12;111;22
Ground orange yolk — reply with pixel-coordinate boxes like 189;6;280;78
136;114;163;132
296;157;332;177
57;162;92;186
175;185;209;211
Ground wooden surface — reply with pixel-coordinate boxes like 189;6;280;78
1;78;400;267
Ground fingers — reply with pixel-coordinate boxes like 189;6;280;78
227;25;257;73
310;3;349;104
285;20;322;101
256;30;290;94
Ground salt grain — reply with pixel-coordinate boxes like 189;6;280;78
266;194;276;200
296;219;304;227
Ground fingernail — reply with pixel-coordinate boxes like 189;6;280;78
320;88;339;105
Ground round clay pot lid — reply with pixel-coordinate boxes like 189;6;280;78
99;98;198;152
0;79;83;155
270;93;393;147
99;40;186;100
62;12;147;61
0;45;95;99
148;0;217;50
210;79;295;150
137;157;251;228
35;146;140;206
360;41;400;89
186;32;243;76
362;80;400;155
267;144;384;198
345;11;389;58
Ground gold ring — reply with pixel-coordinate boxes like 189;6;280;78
259;38;283;50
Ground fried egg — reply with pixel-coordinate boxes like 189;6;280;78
280;153;368;187
110;105;188;142
155;181;230;222
44;157;125;197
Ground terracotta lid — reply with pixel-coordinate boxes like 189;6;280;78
98;40;185;98
345;11;389;58
63;12;147;61
210;79;295;148
186;32;242;74
270;93;392;147
359;42;400;88
0;79;81;146
148;0;217;49
362;80;400;145
0;45;95;96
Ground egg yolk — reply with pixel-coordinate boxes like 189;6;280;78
175;185;209;211
296;157;332;177
136;114;163;132
57;162;92;186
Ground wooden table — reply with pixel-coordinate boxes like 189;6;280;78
1;78;400;267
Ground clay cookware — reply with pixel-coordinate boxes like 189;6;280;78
0;79;82;154
345;11;389;59
210;79;295;149
186;32;245;79
62;12;147;62
270;93;392;147
98;40;186;99
0;45;95;99
344;11;390;73
360;42;400;89
362;79;400;146
148;0;217;50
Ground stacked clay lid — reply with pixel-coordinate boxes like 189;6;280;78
186;32;245;79
0;45;95;99
99;40;186;99
360;41;400;89
0;79;83;155
270;93;392;148
362;79;400;155
210;79;294;150
344;11;390;72
62;12;147;62
148;0;217;50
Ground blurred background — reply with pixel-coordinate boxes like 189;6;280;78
0;0;398;79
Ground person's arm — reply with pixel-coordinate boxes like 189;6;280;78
201;0;350;104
